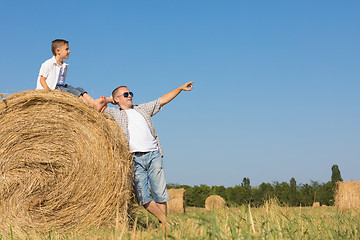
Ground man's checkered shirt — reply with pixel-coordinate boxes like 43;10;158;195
104;98;164;156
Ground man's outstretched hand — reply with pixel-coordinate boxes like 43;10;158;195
180;81;194;91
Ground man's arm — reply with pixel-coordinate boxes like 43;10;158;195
160;81;193;107
105;96;117;105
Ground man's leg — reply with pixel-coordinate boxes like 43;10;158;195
147;151;171;225
143;200;170;226
80;93;106;112
157;202;167;217
133;152;170;226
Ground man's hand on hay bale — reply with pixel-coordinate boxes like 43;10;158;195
0;93;3;99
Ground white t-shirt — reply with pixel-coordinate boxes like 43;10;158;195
36;56;68;90
57;65;66;85
125;109;158;153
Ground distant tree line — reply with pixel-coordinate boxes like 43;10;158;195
167;164;343;207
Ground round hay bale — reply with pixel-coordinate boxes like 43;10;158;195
312;202;320;207
335;181;360;211
205;195;226;210
0;90;132;233
167;188;185;214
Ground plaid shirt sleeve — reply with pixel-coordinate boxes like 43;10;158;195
136;98;162;117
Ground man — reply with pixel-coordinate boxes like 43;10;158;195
104;81;193;227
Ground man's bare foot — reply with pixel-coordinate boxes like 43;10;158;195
159;221;171;231
94;96;107;112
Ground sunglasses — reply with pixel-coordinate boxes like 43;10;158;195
121;92;134;98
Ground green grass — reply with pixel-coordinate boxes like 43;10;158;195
1;201;360;239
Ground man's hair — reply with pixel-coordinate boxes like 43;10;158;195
51;39;69;56
112;86;128;102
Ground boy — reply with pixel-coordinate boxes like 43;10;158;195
36;39;105;112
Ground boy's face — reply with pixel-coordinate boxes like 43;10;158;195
56;44;70;60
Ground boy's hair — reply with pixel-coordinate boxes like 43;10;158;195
112;86;128;99
51;39;69;56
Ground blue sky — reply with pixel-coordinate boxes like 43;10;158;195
1;1;359;187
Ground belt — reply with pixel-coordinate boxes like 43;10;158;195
133;152;147;155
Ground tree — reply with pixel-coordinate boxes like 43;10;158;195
252;182;274;206
185;184;211;207
273;181;290;205
241;177;252;203
331;164;343;184
289;178;299;206
317;181;334;206
241;177;250;188
299;183;315;206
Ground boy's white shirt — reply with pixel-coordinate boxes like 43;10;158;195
36;56;68;90
125;109;158;153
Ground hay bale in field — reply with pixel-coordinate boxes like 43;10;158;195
205;195;226;210
167;188;185;214
335;181;360;211
312;202;320;207
0;90;133;233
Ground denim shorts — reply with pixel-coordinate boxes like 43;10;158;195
133;150;170;205
56;84;86;97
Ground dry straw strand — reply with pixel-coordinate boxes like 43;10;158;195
0;90;133;234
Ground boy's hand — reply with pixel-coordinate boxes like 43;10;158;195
180;81;194;91
40;76;51;91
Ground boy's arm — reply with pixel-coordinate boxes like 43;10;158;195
39;76;51;91
160;81;193;107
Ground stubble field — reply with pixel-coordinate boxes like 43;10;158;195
2;200;359;239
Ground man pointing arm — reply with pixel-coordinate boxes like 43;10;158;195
104;81;194;227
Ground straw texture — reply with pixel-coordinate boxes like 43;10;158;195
335;181;360;211
167;188;185;214
0;90;132;233
205;195;226;210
